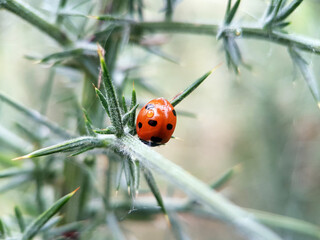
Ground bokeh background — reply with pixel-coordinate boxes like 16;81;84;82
1;0;320;239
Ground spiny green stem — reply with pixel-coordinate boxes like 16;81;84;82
118;134;281;240
3;1;318;56
2;0;71;46
131;21;320;54
16;134;280;239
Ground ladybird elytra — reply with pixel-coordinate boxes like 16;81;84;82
136;98;177;146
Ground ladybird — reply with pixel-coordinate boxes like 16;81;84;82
136;98;177;146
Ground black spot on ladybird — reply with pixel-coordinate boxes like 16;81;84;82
167;124;173;130
148;120;157;126
172;110;176;116
138;122;142;128
145;104;154;110
151;136;162;142
139;138;160;147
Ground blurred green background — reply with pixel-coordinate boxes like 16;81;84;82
1;0;320;239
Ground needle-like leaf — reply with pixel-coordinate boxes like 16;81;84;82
128;85;137;133
26;48;96;64
0;167;32;178
121;96;128;114
0;93;72;138
143;168;169;223
123;158;134;197
223;37;242;74
95;87;110;117
15;206;26;232
169;213;191;240
130;77;163;96
225;0;232;16
1;0;71;45
164;0;174;21
210;164;242;190
122;104;139;126
115;160;124;194
82;108;96;136
137;0;144;21
0;219;5;238
38;216;62;232
22;188;79;240
106;213;126;240
289;47;320;107
264;0;284;27
275;0;303;23
225;0;241;25
89;14;134;23
12;136;112;160
171;64;221;107
94;126;116;134
128;159;138;198
134;160;140;193
140;45;180;64
68;146;94;157
15;122;42;144
0;175;32;193
97;44;124;137
265;0;277;17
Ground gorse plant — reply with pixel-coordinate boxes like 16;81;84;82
0;0;320;240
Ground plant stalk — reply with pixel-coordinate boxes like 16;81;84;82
117;134;282;240
2;0;71;45
131;21;320;54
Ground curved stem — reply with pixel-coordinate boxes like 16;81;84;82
131;21;320;54
15;134;282;239
2;0;71;46
118;134;282;240
3;0;319;55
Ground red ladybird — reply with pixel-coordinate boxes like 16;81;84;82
136;98;177;146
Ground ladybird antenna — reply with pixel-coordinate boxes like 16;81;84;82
171;136;184;141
